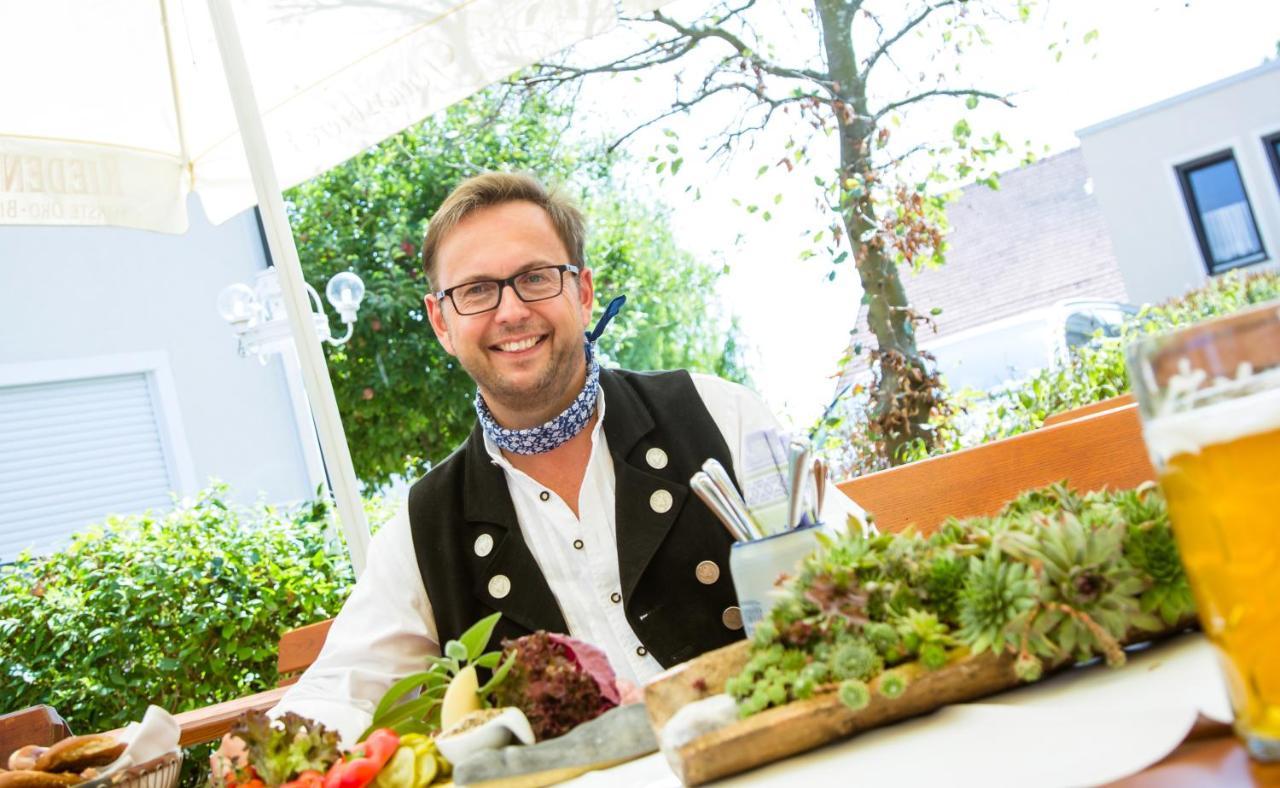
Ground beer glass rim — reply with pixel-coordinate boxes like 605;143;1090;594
1126;298;1280;395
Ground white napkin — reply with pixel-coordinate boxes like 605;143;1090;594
739;428;794;533
103;705;181;773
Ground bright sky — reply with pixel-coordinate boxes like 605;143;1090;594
571;0;1280;429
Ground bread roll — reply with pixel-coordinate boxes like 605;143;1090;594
33;736;124;774
0;770;81;788
6;748;47;772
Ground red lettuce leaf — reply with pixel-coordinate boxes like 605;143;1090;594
546;633;621;705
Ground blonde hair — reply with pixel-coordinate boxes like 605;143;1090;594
421;172;585;289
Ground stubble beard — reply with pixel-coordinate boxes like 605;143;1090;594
468;330;585;426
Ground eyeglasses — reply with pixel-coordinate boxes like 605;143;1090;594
435;264;581;316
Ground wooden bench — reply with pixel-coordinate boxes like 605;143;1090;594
109;619;335;747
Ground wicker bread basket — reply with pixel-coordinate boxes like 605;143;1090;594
78;750;182;788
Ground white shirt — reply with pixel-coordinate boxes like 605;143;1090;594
273;373;867;744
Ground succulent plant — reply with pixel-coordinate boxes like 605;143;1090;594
727;483;1196;718
1123;515;1195;626
956;549;1040;656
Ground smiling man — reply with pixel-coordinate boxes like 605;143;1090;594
270;172;865;743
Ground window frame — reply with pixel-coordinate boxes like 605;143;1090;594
1175;149;1269;275
1265;131;1280;193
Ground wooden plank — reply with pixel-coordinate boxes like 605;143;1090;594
649;647;1022;785
172;687;290;747
837;404;1155;535
647;624;1196;785
1042;393;1135;427
97;687;289;747
277;619;333;683
0;705;73;766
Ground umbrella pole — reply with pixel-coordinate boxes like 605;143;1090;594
207;0;371;574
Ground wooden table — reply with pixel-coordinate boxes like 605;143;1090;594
1112;723;1280;787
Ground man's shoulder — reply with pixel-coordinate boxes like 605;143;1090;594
608;366;691;383
686;371;768;412
608;367;763;409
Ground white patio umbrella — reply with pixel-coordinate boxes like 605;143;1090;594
0;0;665;573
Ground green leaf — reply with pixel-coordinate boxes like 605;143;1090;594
1083;29;1099;44
371;669;446;723
965;96;979;110
478;650;518;695
458;612;501;662
444;639;468;663
361;694;442;741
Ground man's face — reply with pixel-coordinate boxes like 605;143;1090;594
425;201;594;424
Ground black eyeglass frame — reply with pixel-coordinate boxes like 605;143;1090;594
435;263;581;315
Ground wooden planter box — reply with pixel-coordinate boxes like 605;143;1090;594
838;400;1153;536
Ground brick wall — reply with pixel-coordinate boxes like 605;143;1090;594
842;148;1128;381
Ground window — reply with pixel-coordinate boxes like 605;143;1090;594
1266;132;1280;191
0;354;193;562
1176;151;1267;274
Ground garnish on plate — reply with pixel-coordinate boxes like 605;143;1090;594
489;631;621;740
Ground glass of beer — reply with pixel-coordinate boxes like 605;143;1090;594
1127;299;1280;761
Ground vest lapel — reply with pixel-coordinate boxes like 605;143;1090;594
599;370;692;602
461;427;568;635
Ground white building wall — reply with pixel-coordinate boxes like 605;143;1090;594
1078;60;1280;305
0;196;322;536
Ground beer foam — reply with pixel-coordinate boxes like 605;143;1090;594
1142;370;1280;462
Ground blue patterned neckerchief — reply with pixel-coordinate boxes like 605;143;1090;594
475;296;626;456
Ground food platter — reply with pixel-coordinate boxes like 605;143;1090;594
644;622;1198;785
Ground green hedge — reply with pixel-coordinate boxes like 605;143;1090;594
823;269;1280;475
978;269;1280;441
0;483;371;735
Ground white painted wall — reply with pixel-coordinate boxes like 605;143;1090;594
1078;60;1280;305
0;196;322;525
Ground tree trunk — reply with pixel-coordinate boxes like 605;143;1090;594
816;0;939;465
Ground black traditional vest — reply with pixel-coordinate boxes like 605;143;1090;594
406;368;746;668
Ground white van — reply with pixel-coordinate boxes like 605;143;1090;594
922;300;1136;395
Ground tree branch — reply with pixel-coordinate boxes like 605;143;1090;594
608;81;809;154
651;9;838;90
864;0;960;76
605;82;744;153
875;88;1012;120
